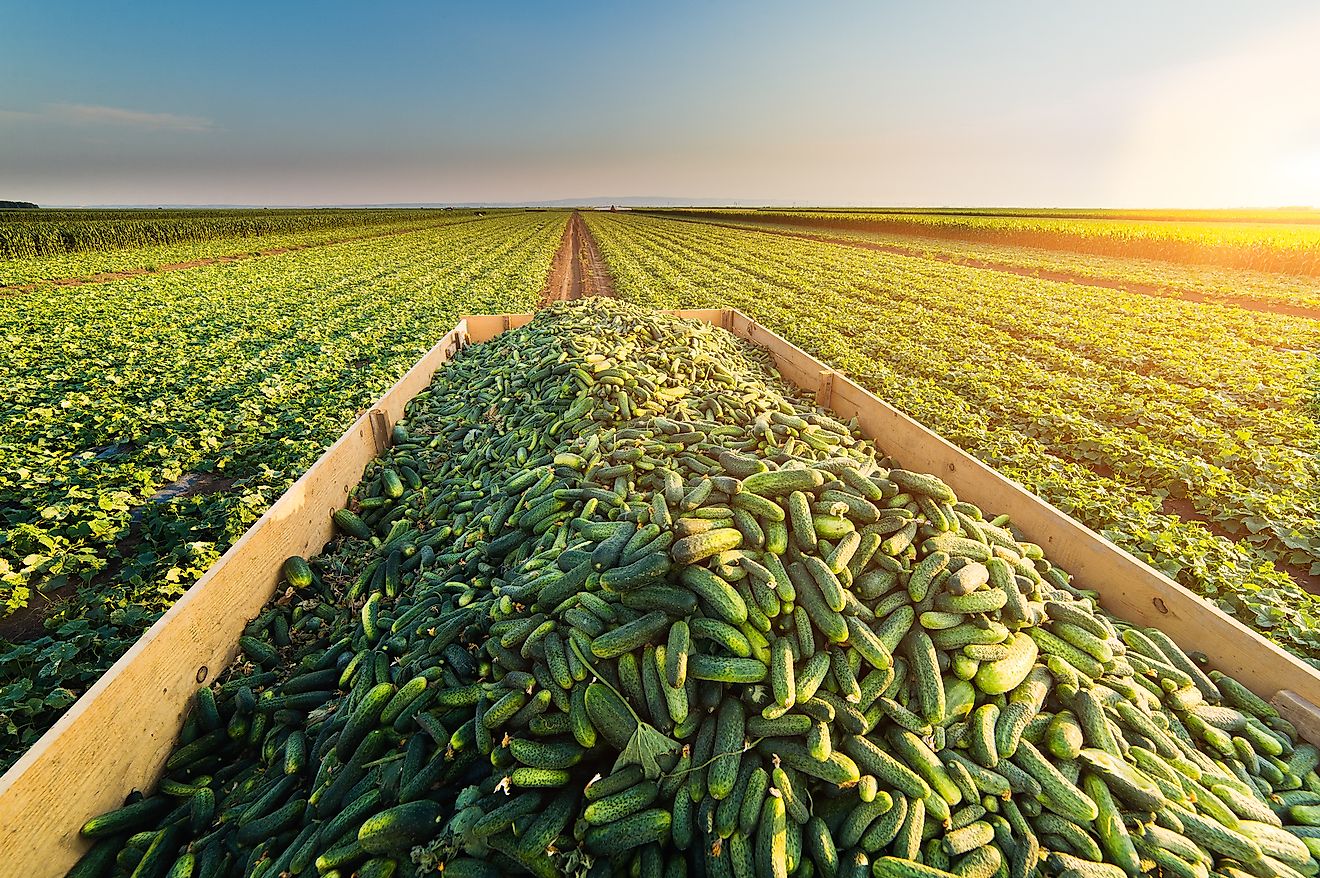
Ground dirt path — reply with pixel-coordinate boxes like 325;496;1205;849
575;212;617;299
539;212;616;304
0;215;489;296
538;217;578;305
645;214;1320;322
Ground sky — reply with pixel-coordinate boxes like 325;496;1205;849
2;1;1319;207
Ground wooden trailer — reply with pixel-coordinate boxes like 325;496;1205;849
3;308;1319;874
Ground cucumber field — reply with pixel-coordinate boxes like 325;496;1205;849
12;6;1320;876
1;196;1319;878
1;207;1316;770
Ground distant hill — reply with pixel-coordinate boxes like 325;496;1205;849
0;201;38;209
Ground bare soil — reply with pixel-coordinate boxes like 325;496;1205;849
650;214;1320;322
538;212;616;304
575;213;617;299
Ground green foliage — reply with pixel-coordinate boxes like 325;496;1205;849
0;207;456;260
660;207;1320;276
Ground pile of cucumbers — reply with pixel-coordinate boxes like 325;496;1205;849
70;300;1320;878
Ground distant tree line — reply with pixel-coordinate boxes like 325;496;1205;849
1;201;39;209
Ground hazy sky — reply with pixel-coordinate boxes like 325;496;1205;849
3;1;1319;207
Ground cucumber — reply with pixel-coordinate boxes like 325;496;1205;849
80;796;172;839
584;780;660;825
592;611;670;659
755;794;789;878
593;520;638;570
841;735;931;799
710;699;747;799
381;468;404;499
584;681;638;749
672;528;744;565
666;621;690;688
788;491;817;552
771;638;796;709
1011;740;1098;822
761;741;860;786
680;566;748;625
905;629;945;725
600;552;671;591
742;469;824;497
846;616;893;672
512;790;575;861
800;556;845;612
333;508;373;540
690;655;768;684
1082;773;1142;874
283;556;314;589
791;562;848;643
357;801;442;854
690;617;754;658
583;808;672;855
907;551;949;602
1045;711;1084;760
586;765;648;804
888;470;957;504
509;738;584;770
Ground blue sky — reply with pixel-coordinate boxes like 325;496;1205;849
2;1;1318;206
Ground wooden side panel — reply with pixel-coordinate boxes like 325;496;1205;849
0;322;470;872
466;312;533;343
716;309;1320;711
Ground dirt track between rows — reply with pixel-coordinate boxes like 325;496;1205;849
644;213;1320;322
539;211;616;304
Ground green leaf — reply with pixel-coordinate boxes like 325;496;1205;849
613;720;680;781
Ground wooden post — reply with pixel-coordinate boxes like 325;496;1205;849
1275;691;1320;744
368;409;390;455
815;370;835;409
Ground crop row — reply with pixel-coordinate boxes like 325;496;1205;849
0;211;567;768
656;213;1320;312
658;210;1320;277
583;212;1320;662
0;207;477;261
0;211;501;287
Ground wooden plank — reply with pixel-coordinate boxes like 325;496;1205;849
466;312;532;343
0;321;471;873
1275;691;1320;745
713;309;1320;716
369;409;390;454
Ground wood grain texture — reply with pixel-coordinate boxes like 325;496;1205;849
0;322;469;873
1275;691;1320;745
